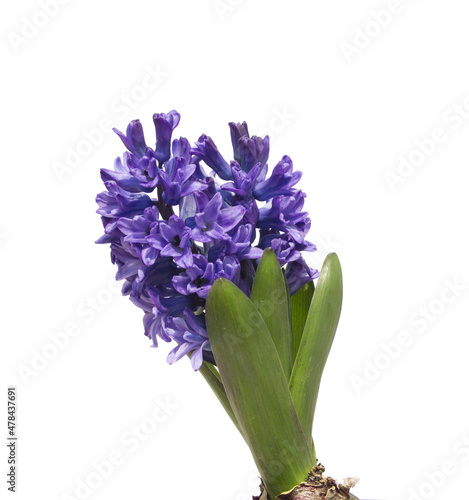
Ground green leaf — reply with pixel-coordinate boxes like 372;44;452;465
251;248;294;378
289;253;343;441
206;278;313;499
283;269;293;342
199;361;242;436
291;281;315;360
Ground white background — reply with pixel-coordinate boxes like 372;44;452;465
1;1;468;499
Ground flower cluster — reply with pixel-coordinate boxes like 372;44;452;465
96;110;318;370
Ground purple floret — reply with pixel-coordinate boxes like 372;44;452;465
96;110;318;371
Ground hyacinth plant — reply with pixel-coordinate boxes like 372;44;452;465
96;110;359;500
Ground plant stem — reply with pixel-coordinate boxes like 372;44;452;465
199;362;242;435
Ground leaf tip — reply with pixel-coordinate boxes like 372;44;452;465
323;252;342;272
